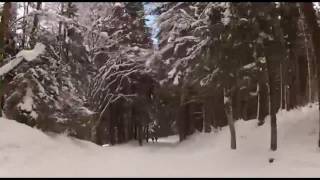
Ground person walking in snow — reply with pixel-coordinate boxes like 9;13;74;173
149;121;160;143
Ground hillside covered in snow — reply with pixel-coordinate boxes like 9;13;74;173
0;104;319;177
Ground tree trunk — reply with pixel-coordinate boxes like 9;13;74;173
58;3;64;37
280;63;284;110
263;10;285;151
288;53;299;109
117;118;124;144
301;17;313;103
128;106;134;140
187;102;195;135
177;83;187;142
281;3;300;110
64;2;73;57
137;123;143;146
144;125;149;143
233;88;241;120
109;121;115;145
108;105;116;145
224;88;236;150
133;124;137;140
94;107;110;145
29;2;41;49
203;96;214;133
283;60;289;111
265;46;280;151
58;2;64;63
0;2;11;59
213;88;228;128
211;92;220;130
21;2;28;49
301;3;320;147
256;66;268;125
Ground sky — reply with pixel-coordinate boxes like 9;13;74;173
143;2;159;47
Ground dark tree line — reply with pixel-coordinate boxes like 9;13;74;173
149;2;320;150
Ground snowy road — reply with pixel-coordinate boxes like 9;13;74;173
0;104;319;177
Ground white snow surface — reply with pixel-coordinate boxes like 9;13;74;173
0;43;46;77
17;87;38;120
17;88;34;112
0;56;23;77
16;43;46;62
0;104;320;177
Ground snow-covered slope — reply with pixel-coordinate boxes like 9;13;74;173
0;104;319;177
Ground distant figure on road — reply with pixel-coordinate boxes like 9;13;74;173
146;121;160;143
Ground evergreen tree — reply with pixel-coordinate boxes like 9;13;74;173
87;2;154;145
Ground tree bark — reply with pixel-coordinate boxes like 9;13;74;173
256;83;260;120
29;2;41;49
64;2;73;57
21;2;28;49
187;102;195;135
177;83;188;142
58;3;64;37
280;63;284;109
203;96;214;133
224;88;236;150
0;2;11;59
301;16;313;103
265;45;280;151
137;123;143;146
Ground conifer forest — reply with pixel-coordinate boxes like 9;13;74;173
1;2;320;177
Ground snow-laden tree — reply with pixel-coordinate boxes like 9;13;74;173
152;2;235;142
0;2;97;141
83;2;155;145
153;2;296;150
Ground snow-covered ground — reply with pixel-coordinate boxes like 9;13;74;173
0;104;319;177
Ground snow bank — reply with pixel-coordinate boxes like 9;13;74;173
16;43;46;62
0;104;319;177
17;88;34;112
17;87;38;120
0;43;46;77
0;56;24;77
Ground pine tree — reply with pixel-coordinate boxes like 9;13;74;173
87;2;154;146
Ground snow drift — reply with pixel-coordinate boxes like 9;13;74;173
0;104;319;177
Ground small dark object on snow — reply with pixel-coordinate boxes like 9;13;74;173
269;158;274;163
257;120;265;126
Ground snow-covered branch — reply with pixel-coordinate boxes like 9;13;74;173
0;43;46;77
